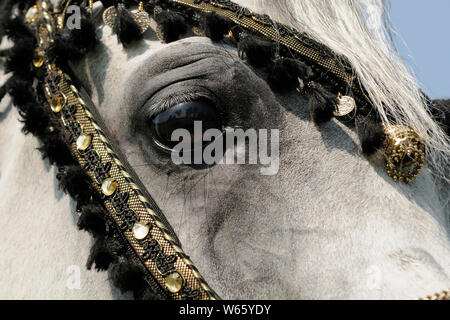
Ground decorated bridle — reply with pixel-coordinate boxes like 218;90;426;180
0;0;446;300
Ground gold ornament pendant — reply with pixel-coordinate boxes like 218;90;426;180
382;125;425;184
103;3;151;34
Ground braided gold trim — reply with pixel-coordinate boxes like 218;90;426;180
172;0;356;88
65;76;218;299
35;0;218;300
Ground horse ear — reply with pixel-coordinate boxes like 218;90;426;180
113;3;142;45
355;115;386;155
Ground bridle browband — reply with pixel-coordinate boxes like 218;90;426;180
0;0;441;300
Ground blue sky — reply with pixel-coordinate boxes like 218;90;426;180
390;0;450;99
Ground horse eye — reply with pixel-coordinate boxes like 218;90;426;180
150;100;222;150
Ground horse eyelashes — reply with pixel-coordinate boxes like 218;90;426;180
149;99;222;151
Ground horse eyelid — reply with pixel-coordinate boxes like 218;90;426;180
146;90;219;119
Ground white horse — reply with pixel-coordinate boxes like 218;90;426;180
0;0;449;299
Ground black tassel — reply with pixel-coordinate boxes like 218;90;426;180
6;77;35;107
3;16;35;42
111;262;148;295
139;288;163;300
38;132;75;167
0;49;9;58
48;8;97;62
57;165;92;202
18;103;50;137
113;3;142;45
305;82;338;125
267;58;313;93
237;35;274;68
87;237;117;271
0;84;6;103
67;7;97;54
100;0;114;8
229;25;245;42
355;115;386;155
77;203;107;236
0;1;15;40
17;0;36;10
5;38;36;77
202;12;232;42
143;1;158;13
154;10;187;43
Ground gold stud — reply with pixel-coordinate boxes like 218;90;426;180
57;14;65;29
25;5;38;24
76;134;92;151
50;93;67;113
33;50;45;68
132;222;150;240
165;272;183;293
101;178;118;196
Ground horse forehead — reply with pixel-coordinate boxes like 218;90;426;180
81;31;225;99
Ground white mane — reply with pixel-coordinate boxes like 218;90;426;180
237;0;450;182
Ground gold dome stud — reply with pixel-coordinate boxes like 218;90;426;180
101;178;118;196
132;222;150;240
76;134;92;151
50;92;67;113
33;50;45;68
165;272;183;293
25;5;38;24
